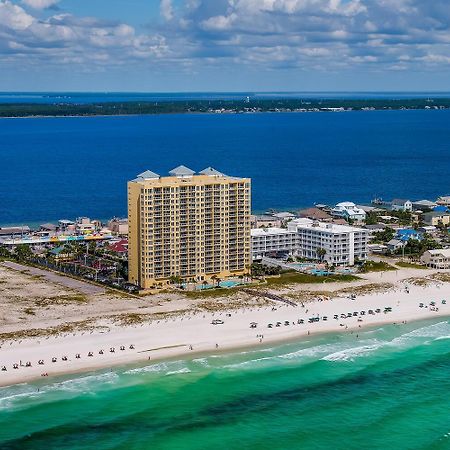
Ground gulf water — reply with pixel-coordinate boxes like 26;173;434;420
1;319;450;449
1;109;450;225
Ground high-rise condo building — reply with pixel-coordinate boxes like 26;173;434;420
128;165;251;290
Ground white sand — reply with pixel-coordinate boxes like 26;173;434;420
1;277;449;387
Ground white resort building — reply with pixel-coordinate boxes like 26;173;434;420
287;219;368;266
251;228;298;260
251;219;368;266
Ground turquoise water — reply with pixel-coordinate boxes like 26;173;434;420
1;318;450;449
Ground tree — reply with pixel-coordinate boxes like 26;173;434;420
316;248;327;262
14;244;33;261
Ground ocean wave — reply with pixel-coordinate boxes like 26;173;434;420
0;389;41;409
278;342;347;360
191;358;209;367
165;368;191;376
322;341;385;362
222;356;276;370
400;321;450;339
123;362;171;375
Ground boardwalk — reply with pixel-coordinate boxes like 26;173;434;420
243;288;297;307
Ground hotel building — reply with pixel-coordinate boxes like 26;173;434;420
128;166;251;290
251;228;299;260
251;219;368;266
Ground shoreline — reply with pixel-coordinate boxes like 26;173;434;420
0;107;449;121
1;277;449;388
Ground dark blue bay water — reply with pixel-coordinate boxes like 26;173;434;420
0;110;449;225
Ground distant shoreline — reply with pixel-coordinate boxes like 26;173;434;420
0;97;449;119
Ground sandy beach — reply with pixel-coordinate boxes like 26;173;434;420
1;261;450;387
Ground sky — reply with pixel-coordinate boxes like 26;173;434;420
0;0;450;92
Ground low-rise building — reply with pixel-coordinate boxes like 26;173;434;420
251;228;298;260
365;224;387;237
331;202;367;222
108;218;129;236
423;211;450;227
387;239;405;252
287;218;368;266
391;199;413;212
421;249;450;269
394;229;423;244
298;207;332;222
436;196;450;206
272;212;296;222
412;200;437;211
0;226;31;239
250;215;282;229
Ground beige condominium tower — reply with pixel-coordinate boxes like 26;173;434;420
128;165;251;290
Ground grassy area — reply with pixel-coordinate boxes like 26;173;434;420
184;288;238;299
395;261;428;269
359;260;397;273
265;271;360;286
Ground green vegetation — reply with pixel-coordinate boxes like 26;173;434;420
184;288;238;299
396;261;428;269
13;244;33;261
396;236;442;256
359;260;397;273
371;227;395;244
265;271;359;286
1;97;450;118
251;263;282;277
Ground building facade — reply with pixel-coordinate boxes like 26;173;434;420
128;166;251;289
423;211;450;226
251;228;298;260
421;249;450;269
287;218;368;266
331;202;367;223
250;219;368;266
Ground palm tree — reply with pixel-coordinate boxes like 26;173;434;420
211;275;221;287
316;248;327;262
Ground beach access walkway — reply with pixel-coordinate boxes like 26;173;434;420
243;288;297;307
2;261;105;295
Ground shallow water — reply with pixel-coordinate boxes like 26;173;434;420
1;318;450;449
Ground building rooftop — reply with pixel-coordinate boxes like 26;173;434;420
298;207;332;221
392;199;410;205
136;170;160;180
251;227;295;237
426;248;450;257
169;165;196;177
288;218;366;234
199;167;224;176
130;166;246;184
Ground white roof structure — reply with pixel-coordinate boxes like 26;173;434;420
413;199;437;208
332;202;366;219
169;165;196;177
426;249;450;257
273;212;296;219
137;170;160;180
199;167;224;176
288;218;366;234
251;227;296;237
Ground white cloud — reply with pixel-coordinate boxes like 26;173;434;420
22;0;59;9
160;0;173;21
2;0;450;76
0;1;33;30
